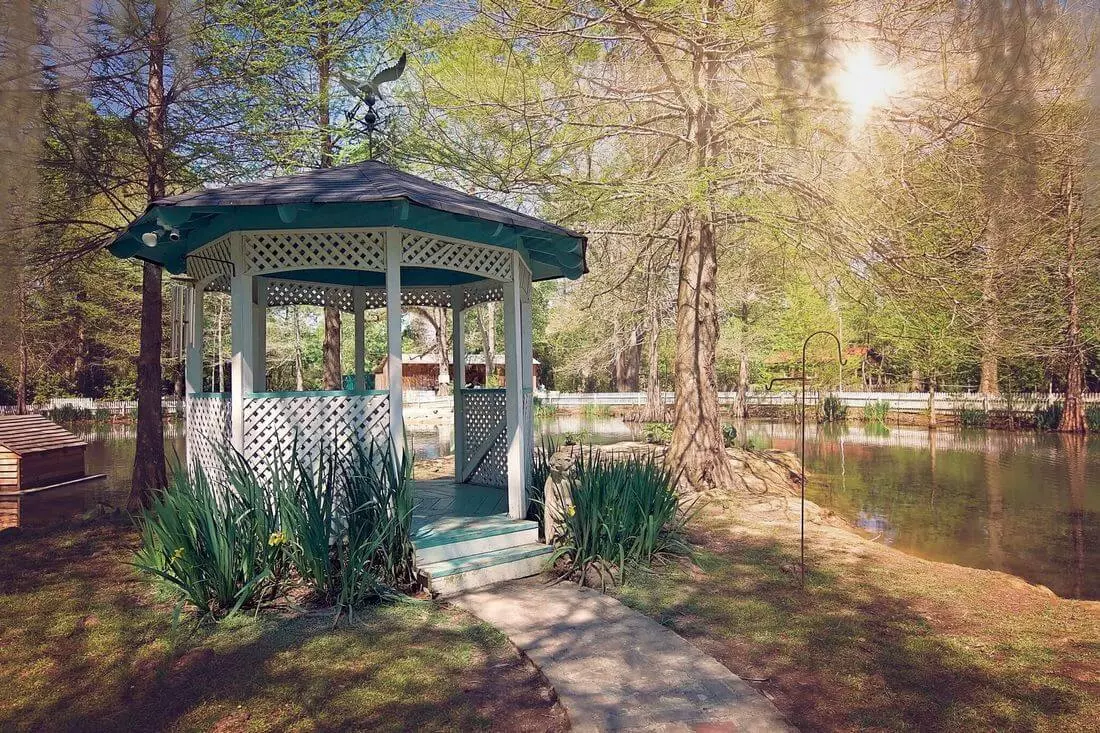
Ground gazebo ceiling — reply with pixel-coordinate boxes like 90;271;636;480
108;160;586;282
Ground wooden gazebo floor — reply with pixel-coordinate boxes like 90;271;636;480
412;477;508;531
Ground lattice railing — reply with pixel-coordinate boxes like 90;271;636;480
460;388;507;488
186;394;232;480
242;392;390;479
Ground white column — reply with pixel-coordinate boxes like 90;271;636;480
230;236;254;452
503;253;527;519
451;286;466;481
253;278;267;393
385;229;404;458
185;282;205;395
353;286;366;391
519;269;534;481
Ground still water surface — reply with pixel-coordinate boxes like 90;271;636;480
77;417;1097;600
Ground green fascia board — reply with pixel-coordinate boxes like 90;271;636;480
245;389;388;399
109;199;584;281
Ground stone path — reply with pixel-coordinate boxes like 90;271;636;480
452;579;794;732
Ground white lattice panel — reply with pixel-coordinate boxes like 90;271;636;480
186;235;234;282
186;394;232;480
242;393;390;478
266;280;354;311
244;229;386;275
402;233;512;282
460;388;507;488
463;282;503;308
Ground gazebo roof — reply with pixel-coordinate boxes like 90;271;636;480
108;160;586;282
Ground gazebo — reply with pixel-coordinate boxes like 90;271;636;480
109;161;586;535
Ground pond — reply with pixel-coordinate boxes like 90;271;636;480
75;416;1097;600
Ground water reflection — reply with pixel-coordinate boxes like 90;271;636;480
71;416;1096;600
751;420;1098;599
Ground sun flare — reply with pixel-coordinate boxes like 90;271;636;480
833;46;900;127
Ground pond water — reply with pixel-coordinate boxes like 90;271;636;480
75;416;1097;600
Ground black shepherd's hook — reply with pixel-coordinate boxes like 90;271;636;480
765;331;845;588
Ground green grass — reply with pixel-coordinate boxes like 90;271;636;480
615;515;1099;731
0;521;564;732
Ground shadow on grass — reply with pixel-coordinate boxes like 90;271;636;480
0;520;561;733
616;527;1091;732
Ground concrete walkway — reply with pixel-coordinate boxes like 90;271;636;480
452;580;794;732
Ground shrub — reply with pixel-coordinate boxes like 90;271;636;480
958;407;989;428
642;421;673;445
581;403;612;419
533;398;558;419
47;405;94;422
862;400;891;425
1086;405;1100;433
721;423;737;447
528;435;558;538
134;440;415;621
1034;402;1064;431
820;396;848;423
549;449;693;588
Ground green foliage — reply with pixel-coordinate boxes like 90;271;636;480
958;407;990;429
642;421;673;445
134;441;415;620
581;403;612;418
46;405;95;422
1086;406;1100;433
721;423;738;447
1033;403;1064;431
820;396;848;423
533;397;558;418
549;449;693;588
528;436;558;538
862;400;891;425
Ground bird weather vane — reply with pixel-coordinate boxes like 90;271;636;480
339;51;407;159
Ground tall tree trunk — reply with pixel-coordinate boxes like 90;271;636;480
1058;169;1085;433
979;226;1000;395
16;277;26;414
478;301;496;386
667;6;730;490
316;20;342;390
643;304;662;422
734;301;750;419
293;306;305;391
129;0;169;510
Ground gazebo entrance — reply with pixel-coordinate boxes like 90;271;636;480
110;161;586;592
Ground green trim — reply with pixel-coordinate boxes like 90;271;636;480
460;388;506;394
245;389;389;399
188;392;229;399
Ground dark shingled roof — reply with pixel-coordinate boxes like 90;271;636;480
0;415;87;456
155;160;581;240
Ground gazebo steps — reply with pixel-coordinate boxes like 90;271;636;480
413;514;539;565
422;542;554;596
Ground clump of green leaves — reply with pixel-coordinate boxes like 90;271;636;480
549;449;693;589
820;396;848;423
863;400;891;425
1033;402;1063;431
721;422;738;447
134;440;415;621
643;421;673;444
528;435;559;538
533;398;558;419
958;407;990;428
1085;405;1100;432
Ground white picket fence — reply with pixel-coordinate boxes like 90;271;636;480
535;390;1100;415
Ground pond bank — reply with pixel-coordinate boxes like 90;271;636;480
603;446;1100;730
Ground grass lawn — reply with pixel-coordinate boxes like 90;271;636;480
616;504;1100;732
0;519;565;733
